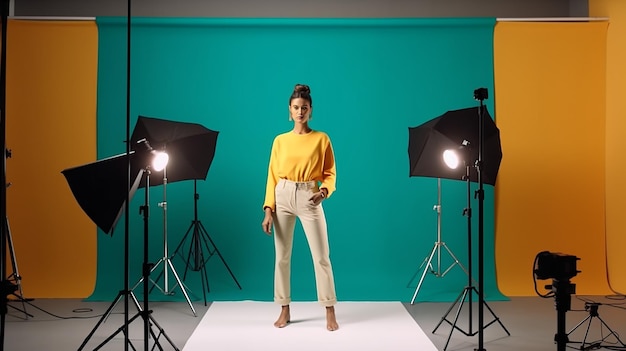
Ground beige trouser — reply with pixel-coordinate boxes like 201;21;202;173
273;179;337;307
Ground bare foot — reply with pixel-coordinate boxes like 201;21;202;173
274;305;290;328
326;306;339;331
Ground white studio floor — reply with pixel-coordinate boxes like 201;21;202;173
182;301;438;351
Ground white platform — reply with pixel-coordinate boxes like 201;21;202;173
182;301;438;351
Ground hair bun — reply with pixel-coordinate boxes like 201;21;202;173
294;84;310;94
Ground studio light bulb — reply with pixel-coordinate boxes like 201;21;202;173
443;149;459;169
152;151;169;172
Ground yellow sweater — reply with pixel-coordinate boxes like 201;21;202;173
263;130;336;211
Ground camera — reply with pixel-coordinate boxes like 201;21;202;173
533;251;580;281
533;251;581;350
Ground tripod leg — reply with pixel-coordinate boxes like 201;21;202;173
178;222;201;287
140;223;193;297
581;317;594;350
7;293;33;318
182;241;193;281
165;258;197;317
567;314;591;336
597;315;626;346
4;216;29;319
82;291;180;351
98;284;144;325
133;255;197;316
91;311;142;351
436;288;471;351
191;224;203;271
172;215;240;303
184;223;202;274
200;262;208;306
410;243;438;304
148;259;169;295
130;258;165;294
479;296;511;336
406;244;436;285
441;243;478;287
192;228;209;305
171;221;195;265
199;222;242;289
147;312;181;351
77;291;126;351
433;287;467;333
6;299;33;318
565;314;592;350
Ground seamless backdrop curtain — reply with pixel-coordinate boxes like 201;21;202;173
6;19;98;298
493;21;610;296
91;17;504;303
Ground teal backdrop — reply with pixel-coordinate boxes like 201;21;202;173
91;17;507;304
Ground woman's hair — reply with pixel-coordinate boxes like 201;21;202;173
289;84;312;106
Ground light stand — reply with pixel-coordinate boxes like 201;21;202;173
409;177;472;304
476;88;487;351
433;158;508;351
432;90;509;350
4;211;32;319
122;2;132;348
74;1;174;349
123;2;131;348
80;168;178;350
131;165;197;316
0;1;12;348
4;148;31;320
170;179;242;305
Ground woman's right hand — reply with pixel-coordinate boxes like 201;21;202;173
262;208;273;235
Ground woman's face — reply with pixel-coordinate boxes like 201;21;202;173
289;98;312;124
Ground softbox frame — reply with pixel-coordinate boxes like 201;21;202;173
408;106;502;185
62;151;149;235
130;116;219;188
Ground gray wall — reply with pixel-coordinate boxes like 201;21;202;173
14;0;588;18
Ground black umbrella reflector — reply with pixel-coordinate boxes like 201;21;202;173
130;116;219;187
62;151;145;235
408;106;502;185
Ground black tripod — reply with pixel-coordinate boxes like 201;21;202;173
170;180;241;306
566;302;626;350
432;151;509;351
78;169;178;351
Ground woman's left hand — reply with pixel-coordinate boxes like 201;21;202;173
309;191;326;205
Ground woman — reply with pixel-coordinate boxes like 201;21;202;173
261;84;339;331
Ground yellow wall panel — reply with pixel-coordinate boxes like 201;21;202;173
493;21;611;296
6;20;98;298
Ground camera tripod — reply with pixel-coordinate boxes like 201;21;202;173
170;180;241;306
566;302;626;351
